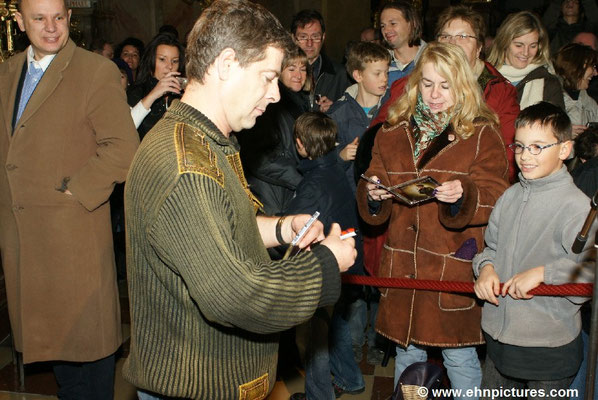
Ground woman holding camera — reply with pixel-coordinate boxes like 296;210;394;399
127;33;185;140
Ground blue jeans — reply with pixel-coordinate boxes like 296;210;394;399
347;297;379;349
138;390;161;400
569;327;598;399
137;390;185;400
394;344;481;400
304;306;365;399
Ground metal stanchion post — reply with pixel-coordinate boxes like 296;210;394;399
575;192;598;400
584;239;598;400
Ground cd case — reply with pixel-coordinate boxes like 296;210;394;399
361;174;440;205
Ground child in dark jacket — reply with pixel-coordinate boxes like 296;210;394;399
327;41;390;365
287;112;364;277
286;112;365;400
288;113;361;238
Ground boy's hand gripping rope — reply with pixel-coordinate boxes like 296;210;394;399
341;275;593;297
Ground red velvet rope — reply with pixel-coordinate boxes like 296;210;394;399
341;274;593;297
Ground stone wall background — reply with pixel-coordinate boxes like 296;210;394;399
19;1;498;64
87;0;374;64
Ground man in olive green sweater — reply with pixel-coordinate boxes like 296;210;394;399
123;1;357;399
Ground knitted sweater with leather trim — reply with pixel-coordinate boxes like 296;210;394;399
123;100;340;399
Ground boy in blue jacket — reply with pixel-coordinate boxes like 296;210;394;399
328;41;390;193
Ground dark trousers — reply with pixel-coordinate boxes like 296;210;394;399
52;353;115;400
481;356;574;400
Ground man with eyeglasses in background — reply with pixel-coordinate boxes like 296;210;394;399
291;9;350;112
379;0;427;87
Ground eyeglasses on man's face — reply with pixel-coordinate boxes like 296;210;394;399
437;33;477;43
295;34;323;43
508;142;561;155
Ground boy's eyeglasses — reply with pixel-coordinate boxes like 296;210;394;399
295;35;323;43
437;34;477;42
508;142;561;155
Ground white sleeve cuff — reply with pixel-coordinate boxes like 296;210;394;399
131;101;150;129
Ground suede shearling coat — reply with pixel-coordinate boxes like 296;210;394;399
357;118;509;347
0;40;139;363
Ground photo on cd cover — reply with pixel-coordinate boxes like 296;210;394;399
361;174;439;206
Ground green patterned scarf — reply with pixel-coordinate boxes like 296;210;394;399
412;93;453;161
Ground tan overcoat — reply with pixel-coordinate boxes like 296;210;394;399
357;119;509;347
0;40;139;363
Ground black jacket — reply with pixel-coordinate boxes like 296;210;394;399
237;84;309;215
571;157;598;198
127;77;180;140
285;151;364;276
515;65;565;111
543;0;598;55
313;53;350;103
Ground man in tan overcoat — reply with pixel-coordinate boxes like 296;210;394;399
0;0;139;398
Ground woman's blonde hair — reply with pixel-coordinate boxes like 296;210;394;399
487;11;550;67
387;42;498;139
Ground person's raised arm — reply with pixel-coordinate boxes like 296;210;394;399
150;174;347;333
140;71;182;110
257;215;357;273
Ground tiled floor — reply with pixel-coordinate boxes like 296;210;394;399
0;338;398;400
0;281;399;400
0;325;138;400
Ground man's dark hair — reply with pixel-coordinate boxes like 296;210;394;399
360;26;380;42
90;38;112;53
134;32;185;86
112;57;133;85
291;9;326;35
186;0;294;84
515;102;572;142
115;37;145;60
379;1;422;47
294;112;337;159
158;25;179;41
574;127;598;161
